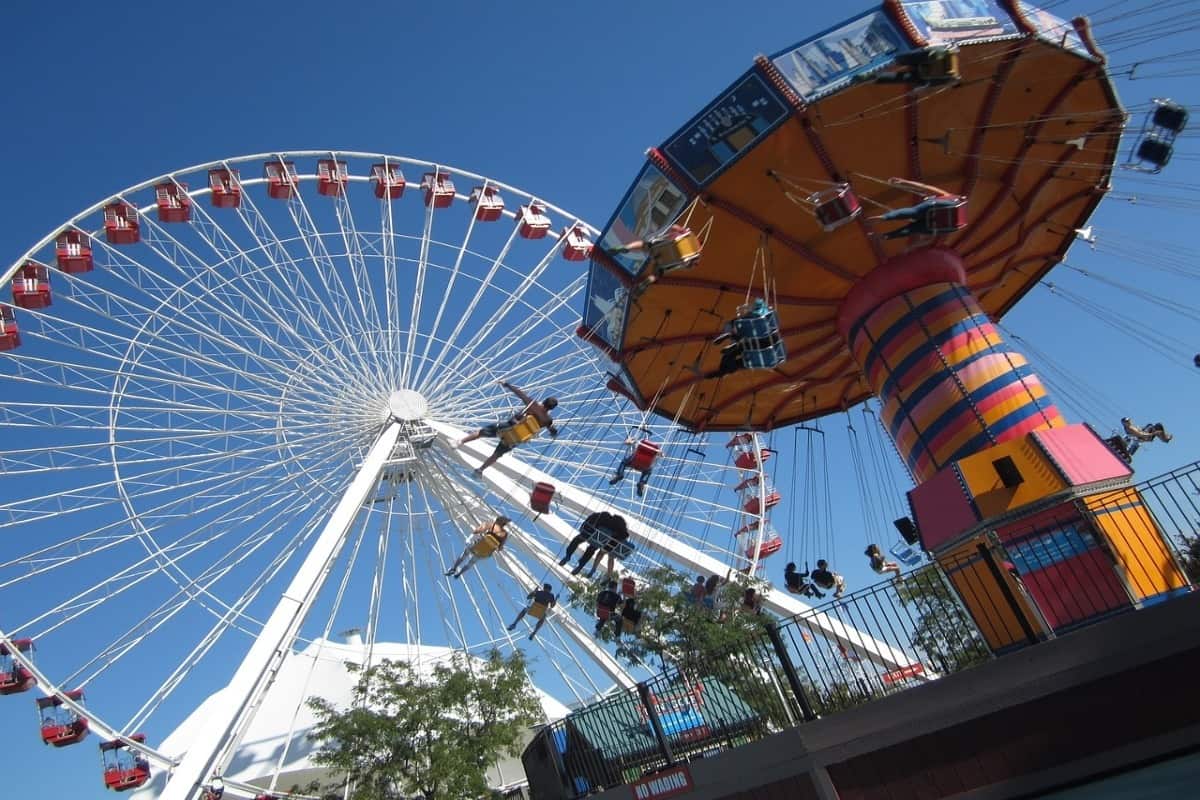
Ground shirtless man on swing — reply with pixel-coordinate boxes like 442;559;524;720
457;380;559;474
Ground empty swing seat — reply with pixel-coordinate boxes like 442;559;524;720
55;230;94;274
12;262;52;309
470;533;502;557
530;482;555;513
628;440;660;472
646;225;702;274
498;416;542;447
811;184;862;232
923;196;968;234
370;163;406;199
469;186;504;221
208;168;242;208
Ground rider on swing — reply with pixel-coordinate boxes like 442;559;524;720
458;380;559;474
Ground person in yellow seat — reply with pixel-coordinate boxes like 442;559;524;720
445;516;511;579
458;380;559;475
507;583;558;640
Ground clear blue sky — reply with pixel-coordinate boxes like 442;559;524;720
2;1;1198;797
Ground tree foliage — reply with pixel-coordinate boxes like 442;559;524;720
1179;532;1200;584
307;650;542;800
894;564;991;672
567;566;770;672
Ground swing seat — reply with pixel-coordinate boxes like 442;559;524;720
1135;134;1173;170
498;415;542;447
923;197;967;233
621;616;640;633
811;184;861;232
647;225;702;274
596;606;613;622
589;528;634;560
620;577;636;596
470;533;502;558
914;48;960;82
529;482;555;513
890;542;924;567
1152;100;1188;134
528;601;549;620
731;303;787;368
628;440;660;473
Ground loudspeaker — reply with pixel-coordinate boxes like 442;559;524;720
992;455;1024;488
893;516;919;545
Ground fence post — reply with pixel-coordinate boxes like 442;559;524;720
765;622;818;722
637;681;676;766
976;542;1040;646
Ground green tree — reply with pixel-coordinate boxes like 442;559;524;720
1179;532;1200;583
307;650;542;800
894;564;991;673
568;566;769;672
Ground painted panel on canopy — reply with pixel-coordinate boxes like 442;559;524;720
598;162;694;276
661;71;792;188
897;0;1020;44
701;124;878;299
581;261;630;352
1017;1;1088;56
768;9;908;102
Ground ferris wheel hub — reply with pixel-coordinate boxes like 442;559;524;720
387;389;429;421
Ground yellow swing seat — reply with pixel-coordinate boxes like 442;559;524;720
647;228;701;275
470;533;502;557
528;602;549;620
498;415;542;447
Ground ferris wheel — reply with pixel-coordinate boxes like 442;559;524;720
0;151;904;799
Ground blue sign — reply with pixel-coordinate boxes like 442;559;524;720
662;72;789;186
598;163;692;276
770;11;905;101
581;262;629;352
900;1;1019;44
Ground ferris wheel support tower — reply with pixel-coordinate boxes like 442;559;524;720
160;416;406;800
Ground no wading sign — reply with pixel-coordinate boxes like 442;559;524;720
630;764;694;799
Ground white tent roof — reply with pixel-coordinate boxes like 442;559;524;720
137;636;568;796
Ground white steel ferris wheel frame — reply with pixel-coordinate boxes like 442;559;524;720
0;151;915;800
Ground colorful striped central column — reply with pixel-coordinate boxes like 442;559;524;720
836;248;1065;483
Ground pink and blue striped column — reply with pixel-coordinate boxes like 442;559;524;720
837;248;1065;482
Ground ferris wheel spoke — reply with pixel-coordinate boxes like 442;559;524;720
229;183;384;401
418;226;520;388
429;265;582;394
281;186;380;382
410;182;487;391
399;172;440;391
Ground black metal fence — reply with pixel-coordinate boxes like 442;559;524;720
522;464;1199;800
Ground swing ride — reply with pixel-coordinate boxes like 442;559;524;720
0;2;1197;799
